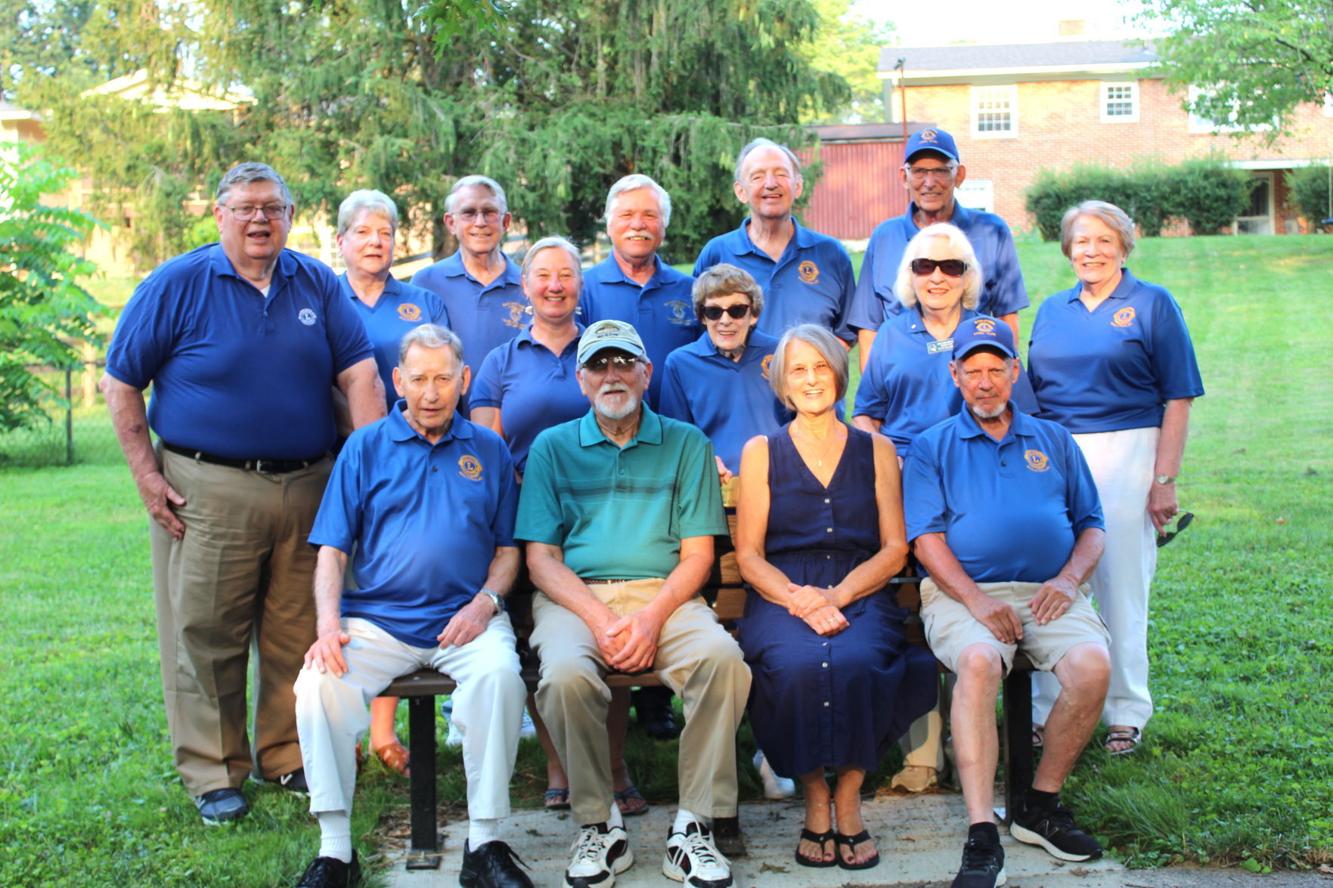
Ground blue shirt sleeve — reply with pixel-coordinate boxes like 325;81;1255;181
852;330;890;419
470;345;506;409
829;246;856;342
491;441;520;546
1149;291;1205;401
514;432;566;545
428;291;451;328
692;241;719;278
903;434;947;542
657;352;695;425
309;433;365;553
986;227;1030;317
848;235;885;332
104;271;177;389
321;267;376;374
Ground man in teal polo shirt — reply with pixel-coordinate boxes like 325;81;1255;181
517;320;751;888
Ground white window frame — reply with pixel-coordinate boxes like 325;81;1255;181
1100;81;1139;123
971;85;1018;139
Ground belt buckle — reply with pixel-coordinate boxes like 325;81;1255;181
253;458;278;474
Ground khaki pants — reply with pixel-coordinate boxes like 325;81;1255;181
152;448;330;795
530;579;752;825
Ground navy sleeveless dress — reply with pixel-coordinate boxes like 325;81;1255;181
738;425;938;776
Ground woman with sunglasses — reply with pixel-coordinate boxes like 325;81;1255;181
1027;201;1204;757
470;236;648;816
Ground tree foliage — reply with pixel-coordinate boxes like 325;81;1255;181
17;0;857;267
0;145;104;432
1285;165;1332;229
799;0;894;123
1139;0;1333;136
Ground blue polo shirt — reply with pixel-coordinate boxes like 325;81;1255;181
341;274;451;409
853;308;1038;460
693;218;855;341
847;202;1029;333
658;330;794;473
581;255;700;406
905;407;1103;583
471;325;589;474
105;243;373;459
516;406;728;580
1028;269;1205;433
410;250;527;373
309;407;518;648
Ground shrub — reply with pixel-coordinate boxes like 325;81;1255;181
1170;159;1251;235
1286;165;1331;230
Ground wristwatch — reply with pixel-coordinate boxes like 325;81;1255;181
1154;474;1176;485
480;588;505;614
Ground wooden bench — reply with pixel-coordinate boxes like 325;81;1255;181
381;535;1035;868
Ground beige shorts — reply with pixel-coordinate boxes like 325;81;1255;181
920;578;1110;675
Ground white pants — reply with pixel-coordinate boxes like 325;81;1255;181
294;616;526;820
1034;426;1158;729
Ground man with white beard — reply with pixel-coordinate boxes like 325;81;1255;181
515;319;752;888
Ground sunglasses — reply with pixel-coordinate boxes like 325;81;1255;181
701;304;752;321
1156;511;1194;548
910;258;969;277
582;353;641;373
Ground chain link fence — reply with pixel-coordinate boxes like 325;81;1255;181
0;363;116;468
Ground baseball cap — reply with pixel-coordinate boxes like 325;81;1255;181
577;319;647;366
905;127;960;164
952;316;1016;360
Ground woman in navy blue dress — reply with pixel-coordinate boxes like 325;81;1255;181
735;324;938;872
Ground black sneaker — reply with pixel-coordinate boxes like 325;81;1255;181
277;768;309;795
1009;797;1103;862
951;834;1006;887
194;787;248;825
461;839;534;888
295;850;361;887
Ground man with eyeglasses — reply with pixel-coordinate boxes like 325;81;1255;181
847;128;1029;371
517;319;751;888
411;175;527;390
101;161;384;825
582;174;700;409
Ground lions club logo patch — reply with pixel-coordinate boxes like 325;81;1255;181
1111;306;1136;328
666;299;691;325
502;301;529;329
761;354;774;379
920;128;938;142
1024;449;1050;472
297;308;318;326
458;454;483;481
798;260;820;284
974;318;997;335
397;302;422;322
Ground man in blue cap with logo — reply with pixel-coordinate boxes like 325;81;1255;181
903;316;1112;888
848;128;1028;370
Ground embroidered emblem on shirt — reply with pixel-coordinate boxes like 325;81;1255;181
920;128;938;142
974;318;996;334
502;301;528;329
298;308;318;326
798;260;820;284
397;302;422;321
666;299;691;325
1024;449;1050;472
761;354;774;379
458;454;483;481
1111;306;1136;328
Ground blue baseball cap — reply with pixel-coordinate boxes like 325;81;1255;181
953;316;1016;361
906;127;960;163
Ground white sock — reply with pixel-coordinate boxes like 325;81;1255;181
468;818;500;849
607;800;624;829
317;810;353;863
673;808;709;833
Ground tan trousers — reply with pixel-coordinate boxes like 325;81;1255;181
152;448;330;795
530;579;752;826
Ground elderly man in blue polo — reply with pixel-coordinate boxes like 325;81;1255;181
293;324;532;888
517;319;752;888
903;316;1112;888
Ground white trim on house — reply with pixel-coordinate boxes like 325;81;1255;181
971;84;1018;139
1100;81;1139;123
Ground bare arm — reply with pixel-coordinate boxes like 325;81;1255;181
100;373;186;539
828;434;907;608
914;532;1023;644
335;357;387;430
605;534;715;673
857;328;877;372
998;312;1020;347
851;414;882;434
1029;527;1106;625
306;545;351;675
470;406;503;438
1148;398;1193;532
438;545;521;648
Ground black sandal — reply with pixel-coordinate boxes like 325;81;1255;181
794;828;837;868
834;830;881;870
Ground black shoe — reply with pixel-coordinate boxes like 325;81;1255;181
460;840;534;888
277;768;309;795
1009;797;1103;862
295;851;360;887
195;787;248;825
951;834;1006;887
633;687;680;739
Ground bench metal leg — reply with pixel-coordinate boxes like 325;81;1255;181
405;694;442;869
1000;669;1034;824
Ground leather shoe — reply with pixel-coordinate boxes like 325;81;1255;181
276;768;309;794
460;840;533;888
633;687;680;739
295;851;360;887
195;787;248;825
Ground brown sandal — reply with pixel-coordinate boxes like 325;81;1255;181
374;739;411;776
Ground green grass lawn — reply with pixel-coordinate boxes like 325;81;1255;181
1;235;1329;885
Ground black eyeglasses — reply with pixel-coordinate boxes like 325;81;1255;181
910;258;969;277
582;353;641;373
701;304;752;321
1156;511;1194;548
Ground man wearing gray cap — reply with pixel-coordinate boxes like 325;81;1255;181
516;319;751;888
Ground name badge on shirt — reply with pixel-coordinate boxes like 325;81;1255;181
927;338;954;355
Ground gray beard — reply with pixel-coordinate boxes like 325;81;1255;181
595;391;640;421
969;400;1008;420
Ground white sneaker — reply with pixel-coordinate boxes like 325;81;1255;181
752;751;795;800
565;822;633;888
520;706;537;740
663;820;732;887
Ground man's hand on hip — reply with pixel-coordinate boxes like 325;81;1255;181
305;628;351;676
137;470;187;540
1029;575;1079;626
965;592;1024;645
437;593;497;649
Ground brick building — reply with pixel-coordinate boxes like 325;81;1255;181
875;38;1333;234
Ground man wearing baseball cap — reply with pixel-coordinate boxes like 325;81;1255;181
848;127;1029;370
516;319;751;888
902;316;1112;888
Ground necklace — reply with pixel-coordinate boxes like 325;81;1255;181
793;423;841;469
